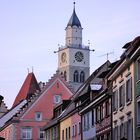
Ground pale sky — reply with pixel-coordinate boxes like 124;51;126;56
0;0;140;108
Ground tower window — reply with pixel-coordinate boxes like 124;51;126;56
80;71;85;83
74;70;79;82
64;71;67;81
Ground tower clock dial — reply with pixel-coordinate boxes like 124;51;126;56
61;52;67;63
75;51;84;62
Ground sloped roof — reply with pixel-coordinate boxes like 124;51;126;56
13;72;40;107
67;3;81;28
0;100;27;127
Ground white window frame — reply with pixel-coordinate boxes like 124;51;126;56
126;77;132;102
119;84;125;108
21;127;32;139
35;112;42;121
54;95;61;104
113;90;118;111
38;128;45;139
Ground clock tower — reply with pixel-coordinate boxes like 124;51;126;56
58;2;90;92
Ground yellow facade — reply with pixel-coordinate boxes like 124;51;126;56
60;117;71;140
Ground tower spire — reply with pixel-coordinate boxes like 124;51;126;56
66;1;81;28
73;1;75;10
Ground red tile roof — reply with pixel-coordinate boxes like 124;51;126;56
13;72;40;107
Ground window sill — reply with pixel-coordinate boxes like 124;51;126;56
119;106;124;111
136;123;140;128
126;100;132;106
136;80;140;84
113;110;117;114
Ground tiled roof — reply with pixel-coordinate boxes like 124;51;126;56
13;72;40;107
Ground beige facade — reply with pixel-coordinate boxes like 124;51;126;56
109;60;135;140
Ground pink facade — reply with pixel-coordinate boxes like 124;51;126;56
71;113;81;140
0;73;73;140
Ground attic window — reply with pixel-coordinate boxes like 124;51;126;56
35;112;42;121
54;95;61;104
90;84;102;91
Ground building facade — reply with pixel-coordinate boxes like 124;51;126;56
0;72;73;140
108;36;140;140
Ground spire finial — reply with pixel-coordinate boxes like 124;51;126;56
73;1;76;10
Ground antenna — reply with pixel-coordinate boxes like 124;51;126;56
88;40;95;52
99;52;114;61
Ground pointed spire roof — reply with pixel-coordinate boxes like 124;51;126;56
67;2;81;28
13;72;40;107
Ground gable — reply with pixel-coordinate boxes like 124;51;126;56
20;78;73;121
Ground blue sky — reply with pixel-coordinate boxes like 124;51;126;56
0;0;140;108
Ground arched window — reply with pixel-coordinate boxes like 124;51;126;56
64;71;67;81
80;71;85;83
74;71;79;82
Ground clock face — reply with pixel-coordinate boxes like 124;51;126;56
61;52;66;63
75;51;84;62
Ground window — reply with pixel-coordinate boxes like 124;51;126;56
62;130;64;140
80;71;85;82
35;112;42;121
47;129;50;140
100;105;103;120
54;127;56;140
78;122;81;134
68;127;71;139
120;119;125;139
64;71;67;81
105;101;109;117
83;115;86;131
54;95;61;104
138;59;140;80
92;109;94;126
127;119;133;140
75;124;77;136
83;112;90;131
66;128;68;140
96;107;100;122
114;126;118;140
72;124;77;137
113;90;118;111
72;125;75;137
74;71;79;82
21;127;32;139
126;77;132;102
119;84;125;107
39;129;45;139
137;101;140;125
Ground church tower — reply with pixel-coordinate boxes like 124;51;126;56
58;2;90;92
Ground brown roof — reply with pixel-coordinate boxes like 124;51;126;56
13;72;40;107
